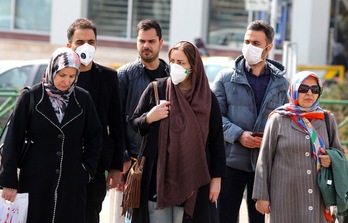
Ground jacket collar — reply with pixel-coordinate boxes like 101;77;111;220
36;83;83;128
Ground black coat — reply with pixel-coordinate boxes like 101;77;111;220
78;62;125;171
0;83;102;223
129;78;226;223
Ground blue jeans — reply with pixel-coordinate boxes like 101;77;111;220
218;167;264;223
148;201;184;223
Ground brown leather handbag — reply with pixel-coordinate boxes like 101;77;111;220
121;81;159;219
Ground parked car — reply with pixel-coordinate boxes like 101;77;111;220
202;56;235;84
0;59;48;90
0;60;48;129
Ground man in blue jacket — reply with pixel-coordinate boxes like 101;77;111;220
211;20;289;223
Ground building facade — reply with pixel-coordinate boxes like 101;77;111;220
0;0;339;66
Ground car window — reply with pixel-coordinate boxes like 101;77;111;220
204;65;224;83
0;66;33;89
33;64;46;85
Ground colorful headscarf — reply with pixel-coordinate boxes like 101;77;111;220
272;71;326;171
43;47;80;123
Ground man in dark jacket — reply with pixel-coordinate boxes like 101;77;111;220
118;19;169;172
66;18;125;223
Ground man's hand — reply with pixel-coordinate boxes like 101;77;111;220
115;161;132;191
122;160;132;175
238;131;262;149
106;169;122;189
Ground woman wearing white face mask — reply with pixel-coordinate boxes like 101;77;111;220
129;41;226;223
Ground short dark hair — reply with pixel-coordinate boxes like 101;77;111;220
67;18;97;43
136;19;162;40
247;20;274;44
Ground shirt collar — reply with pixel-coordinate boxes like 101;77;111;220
244;61;270;76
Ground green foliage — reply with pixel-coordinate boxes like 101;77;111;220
321;82;348;150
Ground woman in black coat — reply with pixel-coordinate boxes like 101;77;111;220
0;47;102;223
129;41;226;223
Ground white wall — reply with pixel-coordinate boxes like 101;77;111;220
168;0;209;47
291;0;330;65
50;0;86;45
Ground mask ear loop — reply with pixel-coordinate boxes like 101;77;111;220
262;45;270;60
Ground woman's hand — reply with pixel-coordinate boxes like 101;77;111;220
319;154;331;168
146;101;171;124
1;187;17;202
255;199;270;214
209;177;221;203
116;160;132;191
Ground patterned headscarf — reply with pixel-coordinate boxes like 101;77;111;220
272;70;324;118
272;71;326;171
43;47;80;123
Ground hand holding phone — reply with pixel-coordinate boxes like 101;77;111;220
251;132;264;137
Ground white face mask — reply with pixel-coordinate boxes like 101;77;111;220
242;44;266;65
76;43;95;66
170;63;189;85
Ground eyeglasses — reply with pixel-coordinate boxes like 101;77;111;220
298;84;320;94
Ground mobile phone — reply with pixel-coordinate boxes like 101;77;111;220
251;132;264;137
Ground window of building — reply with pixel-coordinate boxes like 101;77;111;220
0;0;11;29
88;0;170;41
0;0;51;32
208;0;249;48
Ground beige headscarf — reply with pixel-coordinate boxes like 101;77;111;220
157;41;212;217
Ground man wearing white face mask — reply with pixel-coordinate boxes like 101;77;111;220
211;20;289;223
66;18;125;223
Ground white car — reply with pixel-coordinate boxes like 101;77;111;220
0;59;48;90
202;56;235;84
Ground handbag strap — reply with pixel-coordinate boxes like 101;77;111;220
23;86;34;129
323;111;332;147
17;87;34;166
153;80;159;105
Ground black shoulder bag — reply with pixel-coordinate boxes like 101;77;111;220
0;86;34;167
